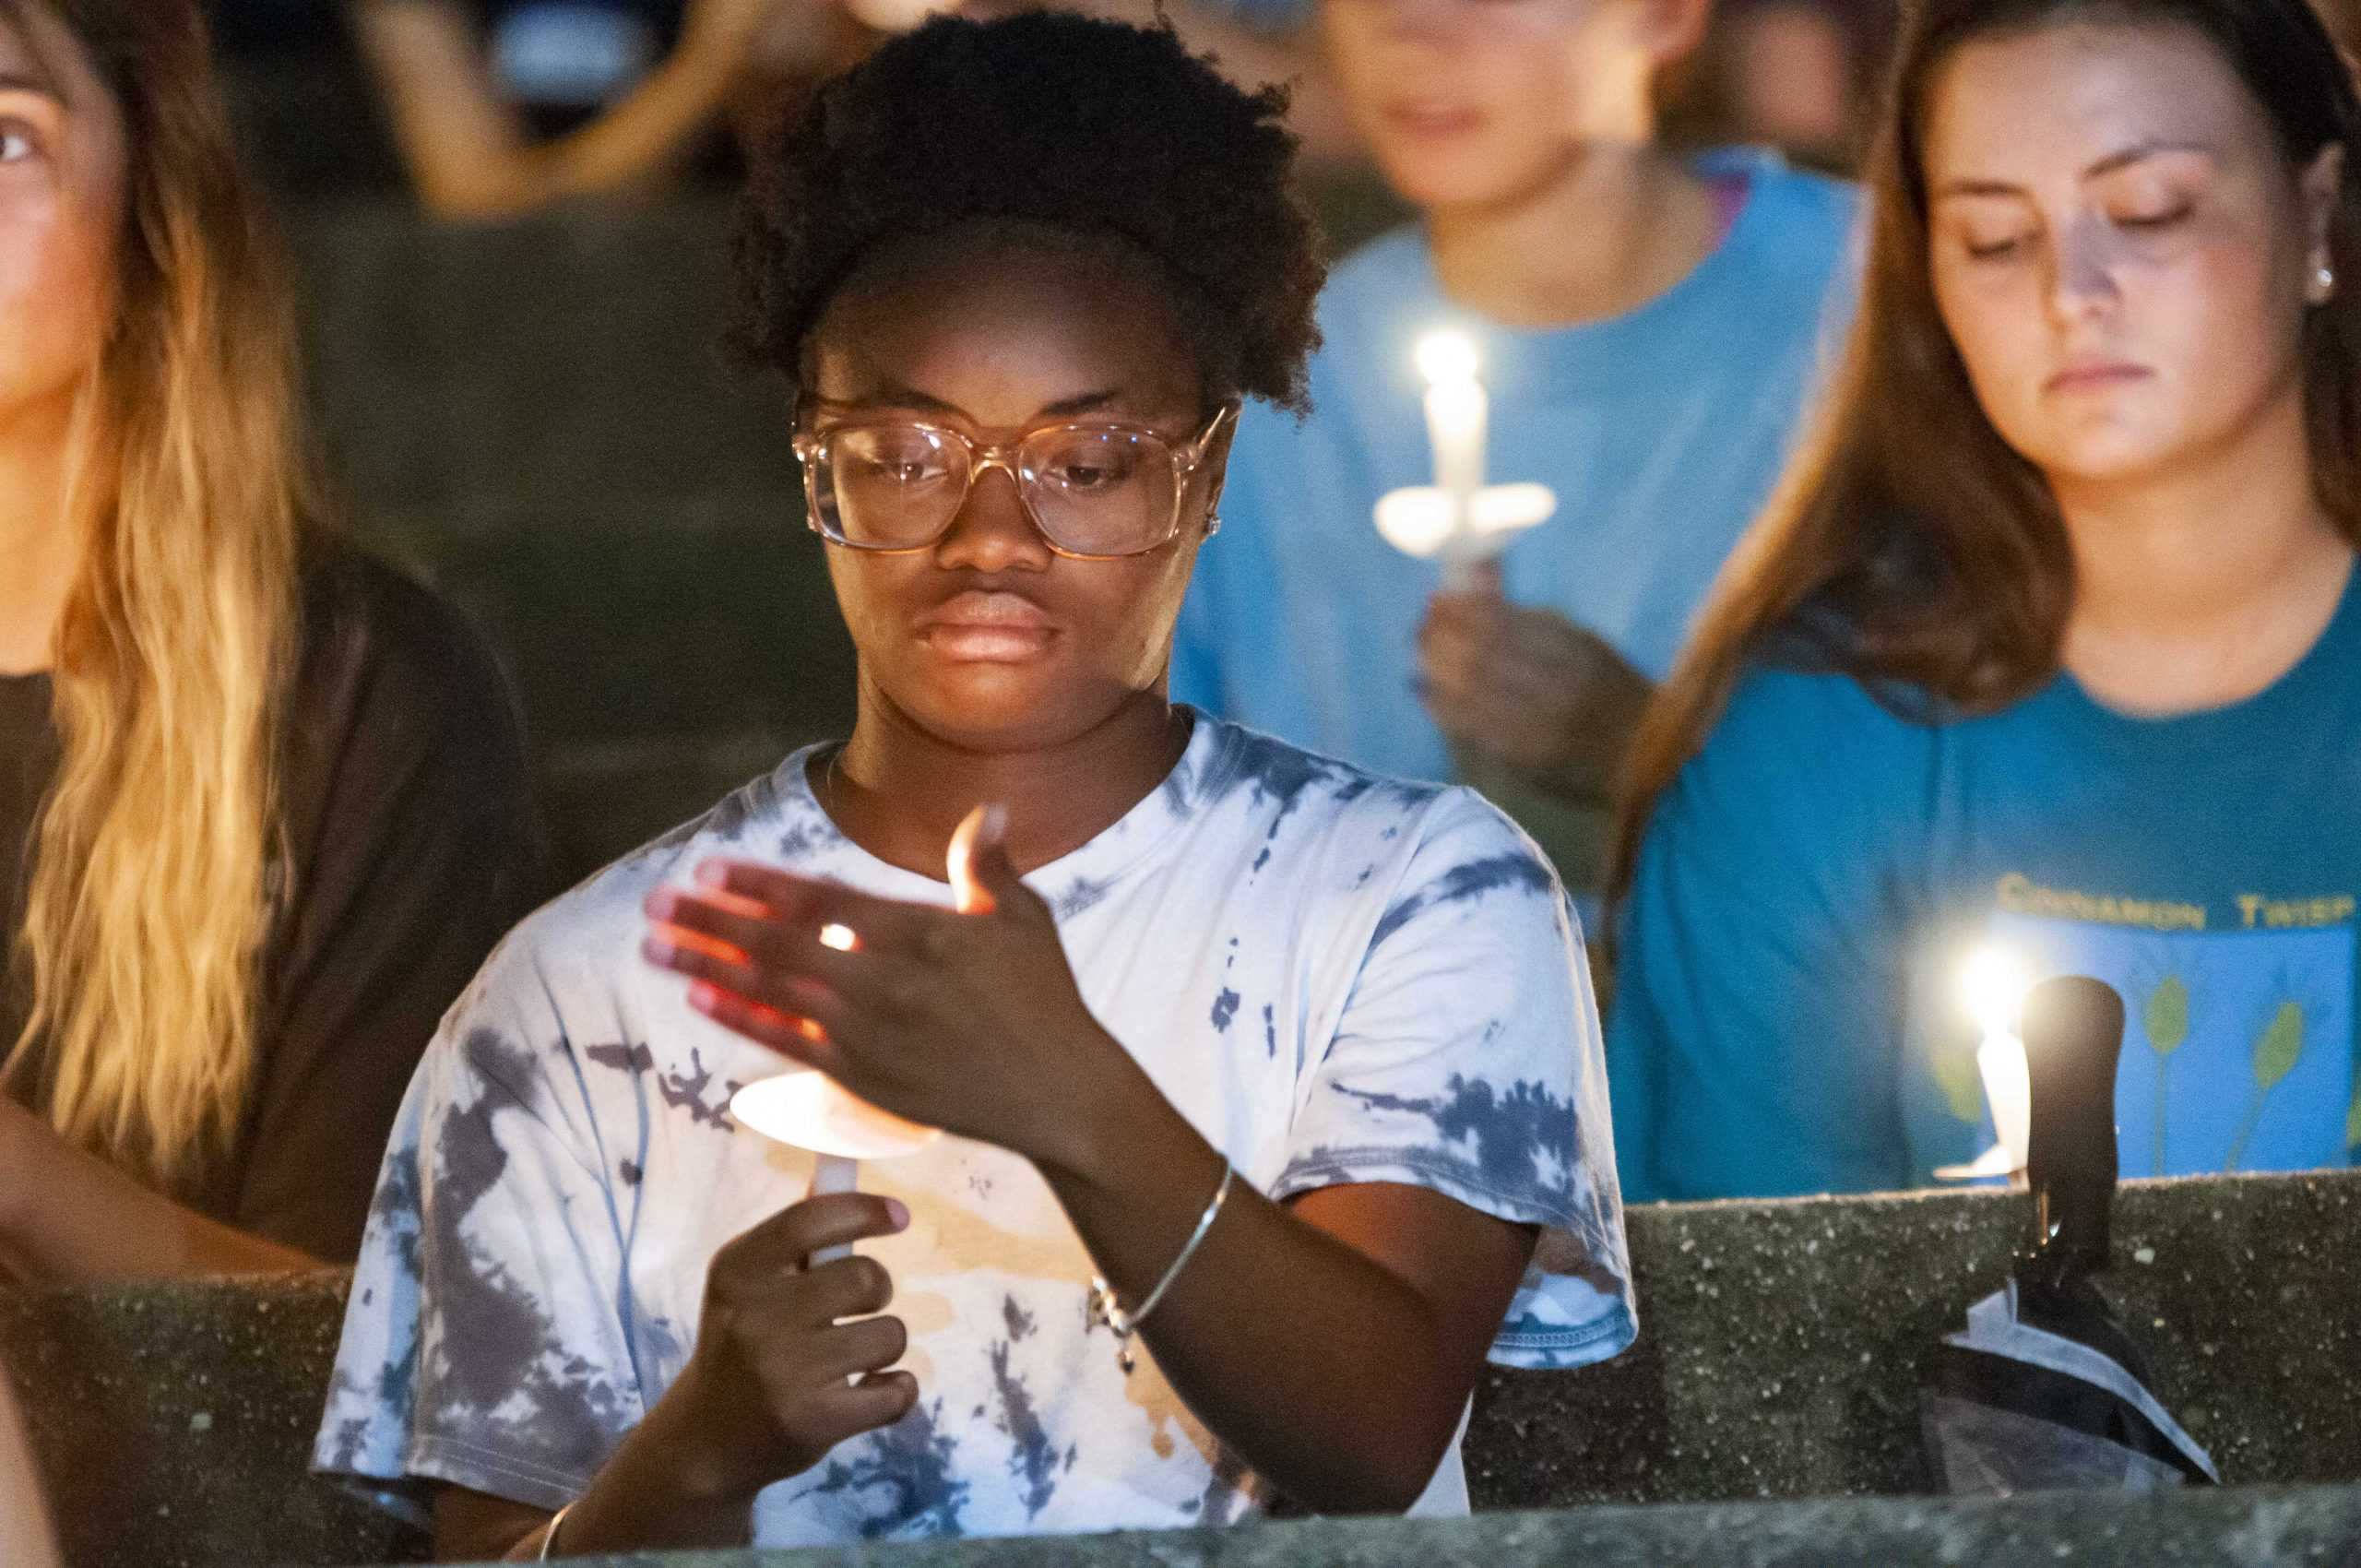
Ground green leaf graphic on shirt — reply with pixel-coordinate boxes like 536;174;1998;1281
1934;1045;1984;1126
2225;1001;2305;1172
2143;975;2190;1176
2253;1001;2305;1090
2143;977;2189;1055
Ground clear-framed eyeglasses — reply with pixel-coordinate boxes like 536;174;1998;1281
791;402;1237;561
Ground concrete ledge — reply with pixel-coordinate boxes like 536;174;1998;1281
510;1484;2361;1568
5;1171;2355;1567
1474;1170;2361;1506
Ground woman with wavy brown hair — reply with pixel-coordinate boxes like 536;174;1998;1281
1607;0;2361;1200
0;0;544;1277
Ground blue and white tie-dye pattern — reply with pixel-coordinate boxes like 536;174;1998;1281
313;711;1632;1543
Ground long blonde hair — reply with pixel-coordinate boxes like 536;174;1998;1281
1609;0;2361;909
4;0;304;1188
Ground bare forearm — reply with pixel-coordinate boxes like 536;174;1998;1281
1036;1059;1469;1512
0;1375;61;1568
519;49;743;210
433;1396;751;1560
504;1368;756;1557
357;0;739;219
0;1109;316;1284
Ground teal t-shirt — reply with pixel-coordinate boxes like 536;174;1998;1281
1609;564;2361;1201
1172;150;1859;786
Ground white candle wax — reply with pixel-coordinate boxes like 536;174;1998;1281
1978;1028;2032;1174
807;1152;860;1265
1957;945;2034;1175
1422;376;1488;509
1414;331;1489;590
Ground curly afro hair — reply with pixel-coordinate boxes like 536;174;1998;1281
731;12;1325;413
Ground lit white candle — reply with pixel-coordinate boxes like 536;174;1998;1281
1417;330;1488;520
1375;331;1554;585
725;807;1003;1259
1961;946;2033;1174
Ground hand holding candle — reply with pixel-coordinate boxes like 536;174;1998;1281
643;801;1114;1170
714;807;1003;1258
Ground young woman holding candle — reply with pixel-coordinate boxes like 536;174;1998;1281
1169;0;1860;897
1608;0;2361;1201
0;0;544;1278
315;15;1631;1555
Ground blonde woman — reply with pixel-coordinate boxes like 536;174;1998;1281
0;0;544;1279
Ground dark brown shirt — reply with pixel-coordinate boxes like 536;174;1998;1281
0;547;548;1262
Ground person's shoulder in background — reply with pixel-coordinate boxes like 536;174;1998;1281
1701;146;1863;304
285;539;545;868
292;542;538;784
1309;223;1437;351
1608;651;1942;1202
228;539;552;1261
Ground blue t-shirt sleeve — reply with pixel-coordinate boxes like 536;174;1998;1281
1607;667;1931;1201
313;929;642;1517
1274;790;1635;1369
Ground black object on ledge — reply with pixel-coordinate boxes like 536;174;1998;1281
1924;975;2219;1493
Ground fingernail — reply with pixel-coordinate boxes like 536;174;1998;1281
885;1199;910;1229
695;861;728;887
647;889;678;919
643;934;676;964
689;980;719;1010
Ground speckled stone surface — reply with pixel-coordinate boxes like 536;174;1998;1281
0;1272;421;1568
1466;1170;2361;1509
487;1485;2361;1568
2;1170;2355;1568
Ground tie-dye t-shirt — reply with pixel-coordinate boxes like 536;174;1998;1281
313;712;1632;1545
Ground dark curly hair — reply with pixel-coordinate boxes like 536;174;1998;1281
730;12;1324;413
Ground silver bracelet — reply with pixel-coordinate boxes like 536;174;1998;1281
1087;1161;1235;1375
538;1500;576;1561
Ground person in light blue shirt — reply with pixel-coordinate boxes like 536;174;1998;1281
1171;0;1857;892
1608;0;2361;1202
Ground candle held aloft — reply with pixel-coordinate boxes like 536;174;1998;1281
1418;330;1488;512
1375;330;1556;586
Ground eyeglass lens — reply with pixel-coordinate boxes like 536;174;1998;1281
814;425;1182;555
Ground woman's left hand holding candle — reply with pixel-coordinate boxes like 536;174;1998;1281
640;830;1133;1176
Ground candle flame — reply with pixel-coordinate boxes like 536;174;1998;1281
1415;329;1479;388
947;803;1004;915
1958;944;2032;1042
